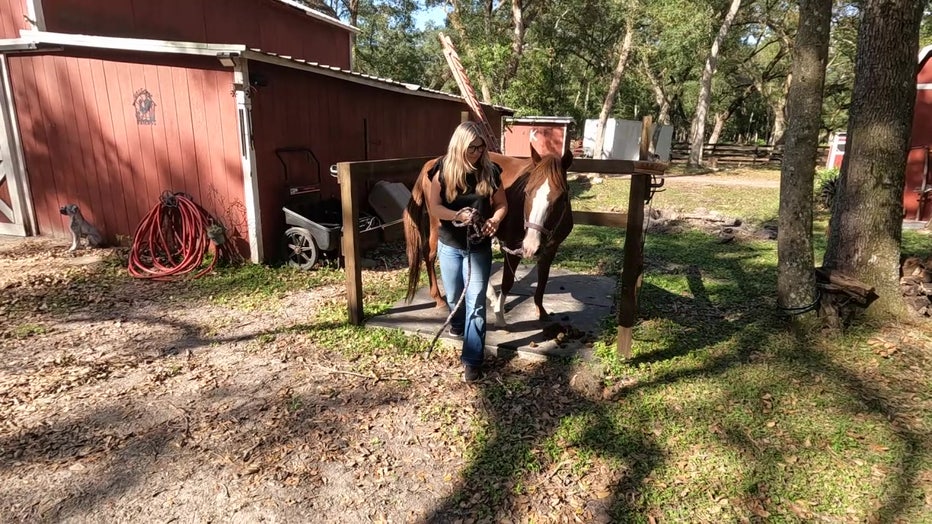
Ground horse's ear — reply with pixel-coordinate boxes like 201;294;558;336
530;143;542;164
561;148;574;172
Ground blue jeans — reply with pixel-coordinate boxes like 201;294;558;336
437;240;492;367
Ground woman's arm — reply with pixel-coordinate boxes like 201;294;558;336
482;186;508;237
428;173;470;222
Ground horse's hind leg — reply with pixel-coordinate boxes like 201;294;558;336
426;227;445;307
491;252;521;327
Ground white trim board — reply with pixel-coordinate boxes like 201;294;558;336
0;39;38;52
25;0;46;30
0;55;35;235
19;30;247;56
231;58;263;263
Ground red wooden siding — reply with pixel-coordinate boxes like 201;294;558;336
1;0;27;39
502;122;569;157
7;50;246;244
919;52;932;84
41;0;352;68
0;177;11;224
248;61;506;256
906;83;932;221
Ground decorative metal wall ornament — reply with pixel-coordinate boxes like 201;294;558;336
132;88;157;125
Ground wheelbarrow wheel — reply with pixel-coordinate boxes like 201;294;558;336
284;227;319;270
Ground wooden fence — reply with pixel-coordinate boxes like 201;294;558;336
669;143;831;166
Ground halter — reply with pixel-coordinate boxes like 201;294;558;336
501;193;570;258
523;193;569;242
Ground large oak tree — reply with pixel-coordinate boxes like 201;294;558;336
776;0;832;322
823;0;926;319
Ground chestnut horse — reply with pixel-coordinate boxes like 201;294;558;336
403;146;574;326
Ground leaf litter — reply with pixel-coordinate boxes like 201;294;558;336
0;237;623;522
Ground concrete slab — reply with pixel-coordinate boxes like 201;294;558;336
367;262;616;361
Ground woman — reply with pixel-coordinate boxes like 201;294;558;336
427;121;507;383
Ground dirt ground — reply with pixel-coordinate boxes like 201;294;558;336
0;237;615;523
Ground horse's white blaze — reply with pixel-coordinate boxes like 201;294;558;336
522;180;552;258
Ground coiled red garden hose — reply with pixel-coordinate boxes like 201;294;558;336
128;191;230;281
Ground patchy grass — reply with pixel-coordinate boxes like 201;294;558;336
181;263;345;310
240;165;926;522
189;166;930;522
570;172;781;225
213;165;927;522
456;166;931;522
7;166;927;522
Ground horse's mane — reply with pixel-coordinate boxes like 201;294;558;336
525;154;568;194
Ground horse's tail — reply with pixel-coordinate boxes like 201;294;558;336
404;167;431;303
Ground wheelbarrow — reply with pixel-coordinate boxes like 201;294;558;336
283;196;400;270
283;198;345;270
280;149;411;269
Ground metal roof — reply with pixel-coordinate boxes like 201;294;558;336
504;116;574;124
12;30;513;113
271;0;359;34
243;48;512;112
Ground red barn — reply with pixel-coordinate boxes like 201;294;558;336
0;0;510;261
907;45;932;221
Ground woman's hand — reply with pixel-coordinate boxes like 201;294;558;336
453;207;477;224
482;217;499;237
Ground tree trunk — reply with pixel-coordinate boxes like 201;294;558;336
348;0;359;26
769;74;791;145
592;20;635;159
503;0;526;86
449;0;494;103
710;84;757;144
708;111;728;144
687;0;742;167
823;0;925;320
777;0;832;326
641;58;671;125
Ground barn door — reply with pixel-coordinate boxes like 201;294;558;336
0;55;29;236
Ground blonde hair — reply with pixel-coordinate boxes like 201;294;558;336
443;121;497;202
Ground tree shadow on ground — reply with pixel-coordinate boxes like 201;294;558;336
425;320;928;522
424;228;928;521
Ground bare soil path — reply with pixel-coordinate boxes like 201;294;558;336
0;237;611;523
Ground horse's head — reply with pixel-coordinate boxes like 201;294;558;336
519;145;573;259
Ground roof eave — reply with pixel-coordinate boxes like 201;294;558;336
19;29;247;56
273;0;360;34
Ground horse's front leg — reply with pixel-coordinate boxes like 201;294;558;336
533;250;557;321
491;252;521;327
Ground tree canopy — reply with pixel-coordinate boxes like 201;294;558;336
297;0;929;144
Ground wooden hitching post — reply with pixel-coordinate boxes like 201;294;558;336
616;117;655;358
337;162;364;325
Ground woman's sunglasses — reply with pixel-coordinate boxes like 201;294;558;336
467;143;486;154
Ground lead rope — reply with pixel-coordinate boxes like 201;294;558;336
423;207;486;359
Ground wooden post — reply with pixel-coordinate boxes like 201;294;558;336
616;173;649;358
617;116;655;358
337;162;364;325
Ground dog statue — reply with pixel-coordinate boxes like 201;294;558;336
59;204;104;251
